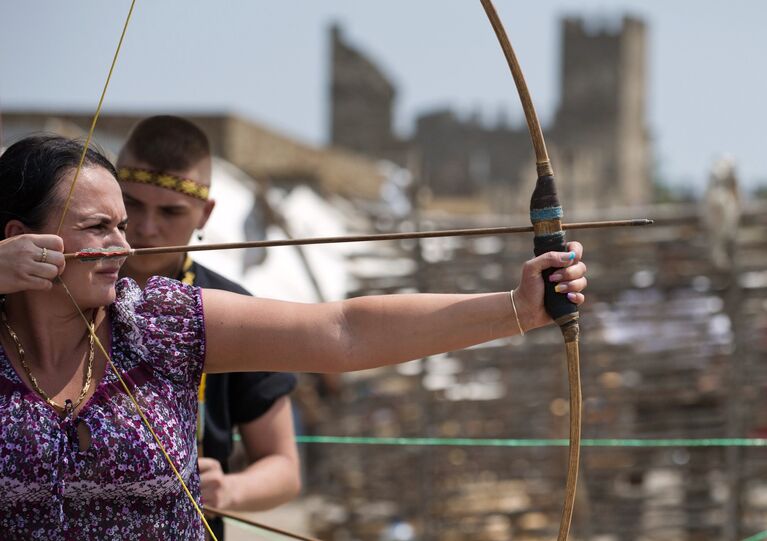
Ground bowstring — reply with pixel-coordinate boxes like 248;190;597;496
53;1;218;538
54;0;136;236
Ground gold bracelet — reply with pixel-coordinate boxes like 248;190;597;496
509;289;525;336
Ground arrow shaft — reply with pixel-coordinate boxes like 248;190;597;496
205;507;321;541
66;218;651;260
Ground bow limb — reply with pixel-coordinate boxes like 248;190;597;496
479;2;582;540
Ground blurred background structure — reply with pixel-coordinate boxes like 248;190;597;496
330;17;650;214
2;2;767;540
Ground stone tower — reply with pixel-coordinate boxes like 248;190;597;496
552;16;650;210
329;24;397;159
328;16;652;213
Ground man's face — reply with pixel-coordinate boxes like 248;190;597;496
118;156;214;279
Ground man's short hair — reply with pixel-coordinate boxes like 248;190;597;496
121;115;210;171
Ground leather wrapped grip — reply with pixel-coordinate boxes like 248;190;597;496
530;175;579;324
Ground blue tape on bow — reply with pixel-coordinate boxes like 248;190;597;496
530;206;563;222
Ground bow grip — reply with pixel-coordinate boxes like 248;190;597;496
530;174;579;326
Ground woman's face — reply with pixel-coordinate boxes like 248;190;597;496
41;165;130;308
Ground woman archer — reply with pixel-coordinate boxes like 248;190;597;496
0;135;587;540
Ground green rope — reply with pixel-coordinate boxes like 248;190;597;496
291;435;767;540
742;531;767;541
294;435;767;447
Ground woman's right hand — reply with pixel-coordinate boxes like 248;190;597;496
0;234;65;294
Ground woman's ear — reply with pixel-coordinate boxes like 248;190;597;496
4;220;30;239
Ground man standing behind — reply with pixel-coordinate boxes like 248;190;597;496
117;116;301;540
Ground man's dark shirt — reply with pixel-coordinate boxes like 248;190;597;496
181;259;297;540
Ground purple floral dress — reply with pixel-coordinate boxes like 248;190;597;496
0;277;207;540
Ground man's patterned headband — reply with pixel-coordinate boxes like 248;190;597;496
117;167;210;201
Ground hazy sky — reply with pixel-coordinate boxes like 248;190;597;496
1;1;766;191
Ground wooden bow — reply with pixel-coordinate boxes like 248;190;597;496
480;2;582;539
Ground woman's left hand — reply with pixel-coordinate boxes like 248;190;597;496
513;241;587;333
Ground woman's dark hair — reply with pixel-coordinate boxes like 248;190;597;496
0;135;117;240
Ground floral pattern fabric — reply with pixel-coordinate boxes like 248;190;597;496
0;277;206;540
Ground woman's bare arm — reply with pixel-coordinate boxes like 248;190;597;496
203;243;586;374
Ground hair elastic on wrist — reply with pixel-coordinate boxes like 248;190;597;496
509;289;525;336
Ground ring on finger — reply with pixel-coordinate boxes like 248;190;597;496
40;247;48;264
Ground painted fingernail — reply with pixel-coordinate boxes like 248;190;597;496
549;273;563;282
555;283;568;293
567;292;577;301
